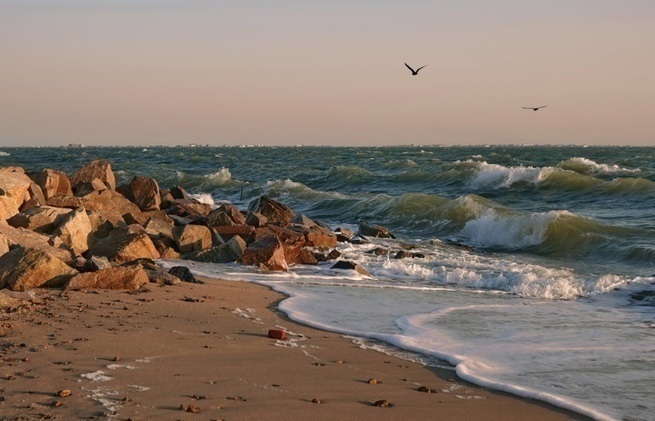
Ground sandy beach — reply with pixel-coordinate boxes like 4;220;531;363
0;276;589;421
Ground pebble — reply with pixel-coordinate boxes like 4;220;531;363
367;378;378;385
57;389;72;397
373;399;392;407
418;386;438;393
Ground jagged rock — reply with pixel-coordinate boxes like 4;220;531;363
166;201;213;220
80;189;140;214
172;225;212;253
80;255;112;272
240;235;288;271
290;213;318;227
169;186;191;200
74;178;108;197
144;217;175;240
245;211;268;228
87;227;160;264
126;176;161;211
368;247;389;256
30;169;72;200
0;221;73;262
297;248;319;265
7;206;71;234
190;236;247;263
254;225;306;264
358;223;395;239
53;208;94;256
46;194;83;209
25;182;47;208
212;224;255;241
248;196;295;226
394;250;425;259
70;159;116;192
0;232;9;256
151;236;180;259
0;168;33;219
145;269;181;285
65;265;148;290
168;266;201;284
312;248;342;262
330;260;371;277
303;225;337;248
0;246;78;291
204;204;246;226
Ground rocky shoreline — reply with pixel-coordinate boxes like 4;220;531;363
0;159;404;292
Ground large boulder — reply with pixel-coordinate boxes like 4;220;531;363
0;221;74;262
30;169;73;200
65;265;149;290
53;208;94;256
0;247;78;291
125;176;161;211
190;236;247;263
0;168;33;219
240;235;288;271
46;194;84;209
248;196;295;226
80;189;140;214
358;223;395;239
7;206;72;234
172;225;212;253
87;227;160;264
0;232;9;257
70;159;116;192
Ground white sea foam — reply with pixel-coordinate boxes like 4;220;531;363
204;167;232;185
457;209;564;249
467;160;553;188
190;192;215;207
0;151;10;156
81;370;113;382
566;157;640;174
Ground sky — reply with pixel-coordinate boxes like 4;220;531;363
1;0;654;147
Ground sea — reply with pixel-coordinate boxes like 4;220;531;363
1;145;653;421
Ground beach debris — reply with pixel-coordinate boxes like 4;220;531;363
227;396;247;401
311;398;322;404
52;400;64;407
372;399;393;407
367;378;378;385
192;394;209;400
57;389;72;397
180;403;201;413
417;386;438;393
268;329;287;340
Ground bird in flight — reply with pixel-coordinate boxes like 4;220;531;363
405;63;427;75
522;105;548;111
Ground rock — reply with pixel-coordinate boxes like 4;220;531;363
330;260;371;277
297;248;318;265
190;235;247;263
70;159;116;192
372;399;392;408
145;269;181;285
168;266;201;284
0;221;73;262
53;208;94;256
126;176;161;211
248;196;294;225
240;235;288;271
358;223;395;239
290;213;317;227
65;265;148;290
312;248;341;262
0;168;33;219
0;290;26;309
7;206;71;234
80;189;141;214
210;204;246;225
143;217;175;240
80;255;112;272
167;201;213;220
74;178;108;197
394;250;425;259
169;185;191;200
0;246;78;291
335;227;355;238
172;225;212;253
303;225;337;248
203;210;236;227
46;194;84;209
25;182;47;208
30;169;73;200
0;232;8;256
212;224;255;241
245;211;268;228
87;227;160;264
268;329;286;340
368;247;389;256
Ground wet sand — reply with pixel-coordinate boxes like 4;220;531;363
0;277;589;420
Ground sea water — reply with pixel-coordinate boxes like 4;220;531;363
2;145;654;421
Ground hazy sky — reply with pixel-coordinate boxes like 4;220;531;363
1;0;653;146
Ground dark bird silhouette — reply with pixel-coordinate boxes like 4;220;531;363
522;105;548;111
405;63;427;75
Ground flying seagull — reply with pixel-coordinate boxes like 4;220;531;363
405;62;427;75
522;105;548;111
